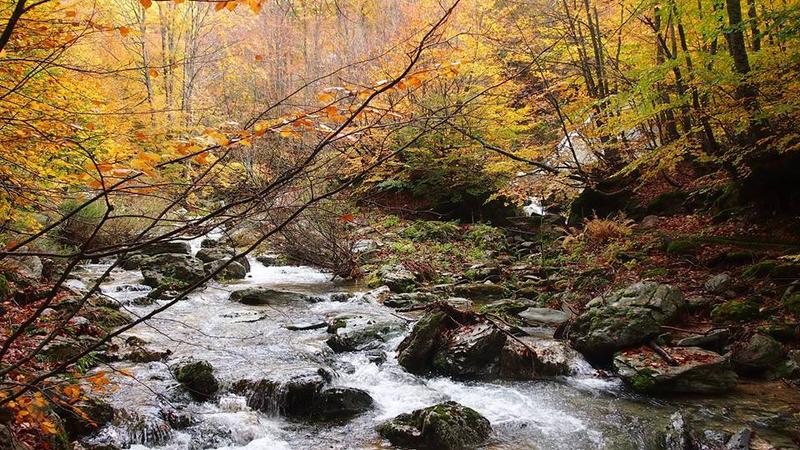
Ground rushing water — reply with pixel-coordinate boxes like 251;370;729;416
78;249;799;450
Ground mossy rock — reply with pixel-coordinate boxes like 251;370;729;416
84;307;132;331
173;360;219;401
711;300;759;323
0;274;10;300
666;238;700;256
376;401;491;449
784;293;800;316
646;190;688;215
742;260;800;279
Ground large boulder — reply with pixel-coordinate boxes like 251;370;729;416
232;371;373;420
377;264;417;293
613;346;737;394
570;282;684;362
204;260;247;281
326;313;406;352
229;287;310;305
431;323;506;377
376;401;492;450
140;253;205;287
139;241;191;256
172;359;219;401
315;387;374;419
196;247;250;271
731;333;785;374
499;336;576;378
397;311;450;374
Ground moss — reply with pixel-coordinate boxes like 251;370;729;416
401;220;460;242
646;190;688;215
783;293;800;316
711;299;759;323
666;238;700;255
742;260;778;278
644;268;669;278
629;369;658;392
0;274;10;300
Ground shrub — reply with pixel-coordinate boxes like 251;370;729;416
55;199;107;247
464;223;506;249
582;216;633;245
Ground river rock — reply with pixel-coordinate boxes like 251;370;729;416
384;291;439;308
256;254;281;266
140;253;206;287
397;311;450;374
315;387;374;419
196;247;250;271
203;260;247;281
377;264;417;293
453;282;505;300
228;287;309;305
613;346;737;394
56;394;114;440
518;307;571;326
3;249;43;280
172;359;219;401
326;313;406;352
570;282;684;362
431;323;506;376
731;333;785;374
140;241;191;256
499;336;576;378
232;369;371;420
376;401;492;450
119;253;147;270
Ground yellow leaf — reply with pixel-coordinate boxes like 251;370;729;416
318;92;335;103
225;1;238;11
279;128;301;138
174;0;186;3
248;0;262;13
140;0;152;9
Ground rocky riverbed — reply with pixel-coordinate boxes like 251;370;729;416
59;237;800;450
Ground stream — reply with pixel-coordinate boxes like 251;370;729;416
75;245;800;450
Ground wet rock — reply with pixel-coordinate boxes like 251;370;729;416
676;329;730;352
570;282;684;362
704;273;731;294
397;311;450;374
518;307;570;326
731;333;785;374
83;306;132;331
256;254;281;266
140;241;191;256
453;282;505;300
285;321;327;331
315;387;373;419
228;287;309;305
232;371;325;418
664;412;690;450
376;401;492;450
443;297;474;311
124;345;171;363
140;253;205;287
377;264;417;293
365;349;387;365
325;313;406;352
499;336;575;378
56;394;114;440
172;359;219;401
431;323;506;377
384;292;439;308
203;260;247;281
613;346;737;394
119;253;147;270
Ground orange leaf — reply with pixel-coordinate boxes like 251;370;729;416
148;68;159;78
65;10;77;18
318;92;335;103
340;214;354;222
140;0;152;9
254;54;264;61
119;27;131;37
215;1;227;11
